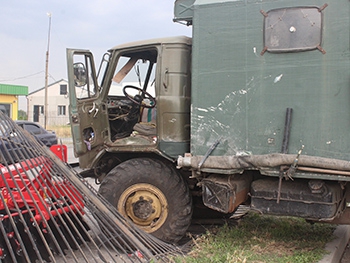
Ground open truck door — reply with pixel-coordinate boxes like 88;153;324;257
67;49;109;166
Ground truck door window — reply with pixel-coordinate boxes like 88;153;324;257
263;6;324;53
107;50;157;141
73;54;97;99
97;52;110;89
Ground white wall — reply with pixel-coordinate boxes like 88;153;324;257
27;80;69;126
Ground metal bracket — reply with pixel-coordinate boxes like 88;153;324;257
286;145;304;180
197;136;222;174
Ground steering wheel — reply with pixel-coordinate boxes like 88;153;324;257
123;85;156;109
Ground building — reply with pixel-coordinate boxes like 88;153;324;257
0;84;28;120
27;79;69;126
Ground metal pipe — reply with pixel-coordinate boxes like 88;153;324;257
177;154;350;171
297;166;350;176
278;108;293;203
281;108;293;154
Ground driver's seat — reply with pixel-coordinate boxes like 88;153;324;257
133;104;157;136
133;122;156;136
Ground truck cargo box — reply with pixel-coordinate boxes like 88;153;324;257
188;0;350;162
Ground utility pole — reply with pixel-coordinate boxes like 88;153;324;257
44;12;51;129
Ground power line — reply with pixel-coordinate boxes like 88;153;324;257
49;74;58;83
0;71;45;82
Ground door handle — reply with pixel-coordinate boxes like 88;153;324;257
88;103;96;114
88;103;99;118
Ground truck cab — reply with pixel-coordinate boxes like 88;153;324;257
67;36;191;172
67;37;193;243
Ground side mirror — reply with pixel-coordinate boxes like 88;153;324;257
73;63;87;87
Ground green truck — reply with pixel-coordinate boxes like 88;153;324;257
67;0;350;243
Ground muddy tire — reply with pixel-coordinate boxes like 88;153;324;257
98;158;192;243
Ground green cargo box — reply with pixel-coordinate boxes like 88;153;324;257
181;0;349;161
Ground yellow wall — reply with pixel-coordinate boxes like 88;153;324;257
0;94;18;120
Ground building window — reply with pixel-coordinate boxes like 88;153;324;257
60;84;68;95
263;6;325;53
0;104;11;117
58;105;66;116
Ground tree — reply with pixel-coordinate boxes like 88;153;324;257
18;110;27;120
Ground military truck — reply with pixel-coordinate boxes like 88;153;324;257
67;0;350;243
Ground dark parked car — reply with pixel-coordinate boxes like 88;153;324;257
0;120;24;163
15;121;58;147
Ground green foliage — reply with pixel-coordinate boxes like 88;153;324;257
17;110;27;120
176;213;335;263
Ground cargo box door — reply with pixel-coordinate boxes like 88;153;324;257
67;49;109;159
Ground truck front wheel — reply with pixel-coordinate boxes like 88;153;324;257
98;158;192;243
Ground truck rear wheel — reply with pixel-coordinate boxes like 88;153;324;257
98;158;192;243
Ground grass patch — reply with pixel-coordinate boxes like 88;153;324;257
175;213;335;263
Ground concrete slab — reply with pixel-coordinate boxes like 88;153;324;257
319;225;350;263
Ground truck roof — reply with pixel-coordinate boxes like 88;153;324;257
108;36;192;51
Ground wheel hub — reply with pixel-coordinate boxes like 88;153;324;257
132;197;154;220
118;183;168;233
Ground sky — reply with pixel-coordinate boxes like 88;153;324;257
0;1;192;110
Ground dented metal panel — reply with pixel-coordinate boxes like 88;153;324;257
200;173;252;213
190;0;350;162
